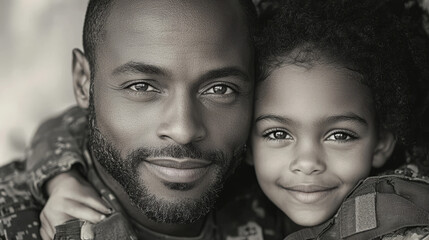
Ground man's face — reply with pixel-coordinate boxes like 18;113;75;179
88;0;253;223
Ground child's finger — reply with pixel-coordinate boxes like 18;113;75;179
58;183;111;215
40;227;51;240
78;189;111;215
39;211;54;240
51;199;107;224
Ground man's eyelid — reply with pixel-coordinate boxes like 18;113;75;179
198;67;250;84
121;79;157;88
120;78;153;87
200;82;238;94
124;80;162;93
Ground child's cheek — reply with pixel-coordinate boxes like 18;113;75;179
327;146;373;188
253;145;289;186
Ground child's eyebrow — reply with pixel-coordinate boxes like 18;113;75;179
323;113;368;126
254;113;368;127
255;114;294;125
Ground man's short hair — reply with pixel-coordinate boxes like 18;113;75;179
82;0;257;72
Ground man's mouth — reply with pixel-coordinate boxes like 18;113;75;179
282;184;338;204
143;158;212;184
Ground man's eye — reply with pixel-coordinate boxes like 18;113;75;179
325;131;357;142
203;85;235;95
264;130;293;141
128;83;159;92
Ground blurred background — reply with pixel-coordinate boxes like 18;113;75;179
0;0;428;166
0;0;88;164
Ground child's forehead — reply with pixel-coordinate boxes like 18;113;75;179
255;63;375;124
258;63;365;95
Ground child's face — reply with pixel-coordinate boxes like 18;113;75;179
251;63;387;226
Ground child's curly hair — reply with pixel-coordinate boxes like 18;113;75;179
256;0;428;149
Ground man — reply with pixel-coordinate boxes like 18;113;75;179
0;0;286;239
71;0;253;231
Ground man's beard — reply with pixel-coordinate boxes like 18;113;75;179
88;100;244;223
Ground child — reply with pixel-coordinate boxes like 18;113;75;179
26;0;429;239
249;0;429;239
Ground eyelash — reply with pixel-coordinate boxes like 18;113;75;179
262;128;293;142
202;83;237;95
123;81;160;94
123;82;237;96
261;129;359;143
325;130;359;142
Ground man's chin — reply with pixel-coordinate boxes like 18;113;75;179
121;167;221;224
128;183;221;224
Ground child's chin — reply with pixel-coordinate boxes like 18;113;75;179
289;211;331;227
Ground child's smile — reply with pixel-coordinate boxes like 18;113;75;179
251;63;394;226
280;183;338;204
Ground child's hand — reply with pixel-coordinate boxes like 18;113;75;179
39;170;111;240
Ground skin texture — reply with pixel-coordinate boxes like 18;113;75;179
251;63;396;227
70;0;254;237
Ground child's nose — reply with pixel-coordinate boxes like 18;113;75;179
289;144;326;175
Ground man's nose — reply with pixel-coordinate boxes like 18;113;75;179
156;93;206;145
289;141;326;175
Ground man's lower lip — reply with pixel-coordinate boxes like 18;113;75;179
285;188;335;204
144;162;210;183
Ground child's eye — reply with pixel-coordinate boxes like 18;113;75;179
263;129;293;141
128;82;159;92
325;131;358;142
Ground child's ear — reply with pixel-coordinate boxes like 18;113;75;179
244;144;254;166
72;49;91;109
372;130;397;168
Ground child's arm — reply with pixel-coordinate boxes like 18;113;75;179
40;169;111;240
25;107;110;239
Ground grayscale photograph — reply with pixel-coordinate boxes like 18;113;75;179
0;0;428;239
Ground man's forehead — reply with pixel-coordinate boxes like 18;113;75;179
105;0;247;33
95;0;252;74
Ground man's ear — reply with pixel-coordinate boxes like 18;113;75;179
72;49;91;109
372;130;397;168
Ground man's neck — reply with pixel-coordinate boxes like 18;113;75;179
92;156;207;237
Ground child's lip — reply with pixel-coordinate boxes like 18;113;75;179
283;184;337;193
282;184;338;204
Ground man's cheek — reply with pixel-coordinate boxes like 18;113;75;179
208;108;251;145
95;99;155;148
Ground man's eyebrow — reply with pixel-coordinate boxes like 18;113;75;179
112;61;168;76
324;113;368;126
255;114;294;125
199;67;249;82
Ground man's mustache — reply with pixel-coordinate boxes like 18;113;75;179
126;144;229;166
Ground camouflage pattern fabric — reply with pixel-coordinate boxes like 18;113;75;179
25;107;88;204
0;160;42;240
